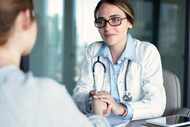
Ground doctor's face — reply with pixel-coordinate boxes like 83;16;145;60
95;3;132;47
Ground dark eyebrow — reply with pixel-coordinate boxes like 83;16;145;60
95;17;105;20
96;14;122;19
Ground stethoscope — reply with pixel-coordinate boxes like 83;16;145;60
92;56;132;102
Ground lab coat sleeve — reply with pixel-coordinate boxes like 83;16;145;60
73;45;95;114
130;43;166;120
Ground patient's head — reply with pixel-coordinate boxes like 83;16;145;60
0;0;37;55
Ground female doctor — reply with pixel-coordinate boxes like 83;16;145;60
73;0;166;120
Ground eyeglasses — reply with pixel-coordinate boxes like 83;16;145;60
95;16;127;28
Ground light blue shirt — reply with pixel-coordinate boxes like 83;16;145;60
97;34;134;119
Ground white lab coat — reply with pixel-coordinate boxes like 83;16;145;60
73;37;166;120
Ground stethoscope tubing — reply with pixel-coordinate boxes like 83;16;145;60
92;56;132;101
92;56;106;90
92;56;106;73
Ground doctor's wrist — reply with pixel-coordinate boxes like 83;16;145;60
113;103;127;116
119;103;128;117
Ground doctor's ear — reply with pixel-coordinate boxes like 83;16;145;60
127;21;133;29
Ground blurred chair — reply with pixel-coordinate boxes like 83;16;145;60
162;69;190;117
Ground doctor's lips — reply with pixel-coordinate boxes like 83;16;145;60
103;33;116;37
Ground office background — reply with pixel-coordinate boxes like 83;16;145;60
21;0;190;108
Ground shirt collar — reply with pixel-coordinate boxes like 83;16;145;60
97;33;136;63
97;43;112;62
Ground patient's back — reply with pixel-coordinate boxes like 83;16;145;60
0;66;93;127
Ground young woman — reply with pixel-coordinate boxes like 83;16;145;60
0;0;109;127
73;0;166;121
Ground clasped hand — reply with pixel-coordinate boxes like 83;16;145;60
90;90;126;116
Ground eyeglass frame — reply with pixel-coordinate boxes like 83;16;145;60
94;16;127;28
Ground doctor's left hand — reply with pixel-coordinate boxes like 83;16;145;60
93;91;125;116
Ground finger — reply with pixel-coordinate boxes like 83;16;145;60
95;92;105;96
96;92;112;99
96;91;109;95
103;103;112;116
92;95;101;100
99;98;112;105
107;103;112;112
93;94;107;99
96;96;109;102
97;94;113;102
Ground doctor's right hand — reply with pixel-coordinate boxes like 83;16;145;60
90;90;110;116
92;98;108;116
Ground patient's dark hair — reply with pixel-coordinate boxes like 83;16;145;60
0;0;34;45
94;0;135;26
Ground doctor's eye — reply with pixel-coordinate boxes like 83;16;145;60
109;17;121;24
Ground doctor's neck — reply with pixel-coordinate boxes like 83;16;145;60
109;37;128;64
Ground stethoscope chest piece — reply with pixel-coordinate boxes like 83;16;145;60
123;92;132;101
